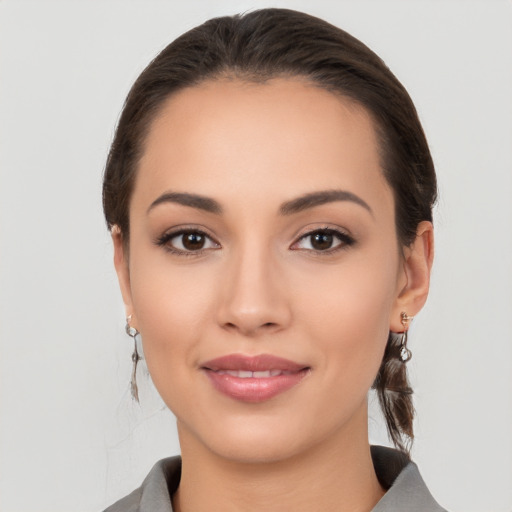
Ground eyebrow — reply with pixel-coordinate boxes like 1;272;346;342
147;189;372;216
147;192;223;215
279;190;373;216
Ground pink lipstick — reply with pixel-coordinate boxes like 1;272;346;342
201;354;310;403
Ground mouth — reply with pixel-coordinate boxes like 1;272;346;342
201;354;310;403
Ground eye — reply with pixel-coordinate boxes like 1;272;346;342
156;229;220;255
292;228;354;252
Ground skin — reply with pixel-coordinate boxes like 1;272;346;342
113;78;434;512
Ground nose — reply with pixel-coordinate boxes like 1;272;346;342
216;243;292;337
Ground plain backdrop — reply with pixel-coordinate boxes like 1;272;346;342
0;1;511;511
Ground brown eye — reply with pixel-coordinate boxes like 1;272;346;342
311;232;334;250
292;228;355;253
155;229;220;256
157;229;220;254
182;232;205;250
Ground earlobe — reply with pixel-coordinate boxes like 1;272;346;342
112;226;135;319
390;221;434;331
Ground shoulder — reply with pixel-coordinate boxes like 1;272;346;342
102;456;181;512
371;446;448;512
103;487;142;512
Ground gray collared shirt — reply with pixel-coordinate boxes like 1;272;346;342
103;446;447;511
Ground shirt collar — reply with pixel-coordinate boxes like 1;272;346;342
106;445;446;512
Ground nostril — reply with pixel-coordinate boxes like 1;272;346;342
222;320;279;335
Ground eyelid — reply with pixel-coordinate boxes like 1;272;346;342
154;226;221;256
290;226;355;253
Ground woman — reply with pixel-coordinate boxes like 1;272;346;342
102;8;444;511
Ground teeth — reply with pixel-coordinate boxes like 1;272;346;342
215;369;286;378
253;371;271;378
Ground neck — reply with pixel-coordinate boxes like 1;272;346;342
173;406;385;512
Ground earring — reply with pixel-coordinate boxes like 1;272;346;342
125;315;141;402
399;312;414;362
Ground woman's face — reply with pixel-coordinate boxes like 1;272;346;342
115;78;414;462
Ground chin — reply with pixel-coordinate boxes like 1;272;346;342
208;428;307;465
177;404;350;466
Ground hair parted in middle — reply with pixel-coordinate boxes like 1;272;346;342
103;8;437;454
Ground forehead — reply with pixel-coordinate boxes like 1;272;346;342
134;78;393;216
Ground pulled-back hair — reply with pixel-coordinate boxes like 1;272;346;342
103;8;437;454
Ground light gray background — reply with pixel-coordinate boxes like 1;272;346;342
1;1;511;511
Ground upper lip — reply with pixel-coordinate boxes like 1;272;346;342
201;354;308;372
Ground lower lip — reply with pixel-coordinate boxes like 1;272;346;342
204;369;309;403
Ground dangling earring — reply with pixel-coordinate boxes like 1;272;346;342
125;315;141;402
399;312;414;362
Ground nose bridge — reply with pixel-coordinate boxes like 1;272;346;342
218;236;290;335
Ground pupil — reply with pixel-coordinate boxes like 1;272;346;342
183;233;204;250
312;232;333;250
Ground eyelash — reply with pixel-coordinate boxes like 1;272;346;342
155;227;355;257
155;228;220;257
292;227;355;255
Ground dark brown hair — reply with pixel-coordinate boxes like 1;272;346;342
103;8;436;454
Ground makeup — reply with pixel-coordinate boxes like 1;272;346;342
202;354;310;403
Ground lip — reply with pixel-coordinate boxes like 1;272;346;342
201;354;310;403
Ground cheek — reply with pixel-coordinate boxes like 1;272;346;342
294;250;399;386
128;253;218;391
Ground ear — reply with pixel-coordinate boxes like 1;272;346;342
390;221;434;332
112;226;137;327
